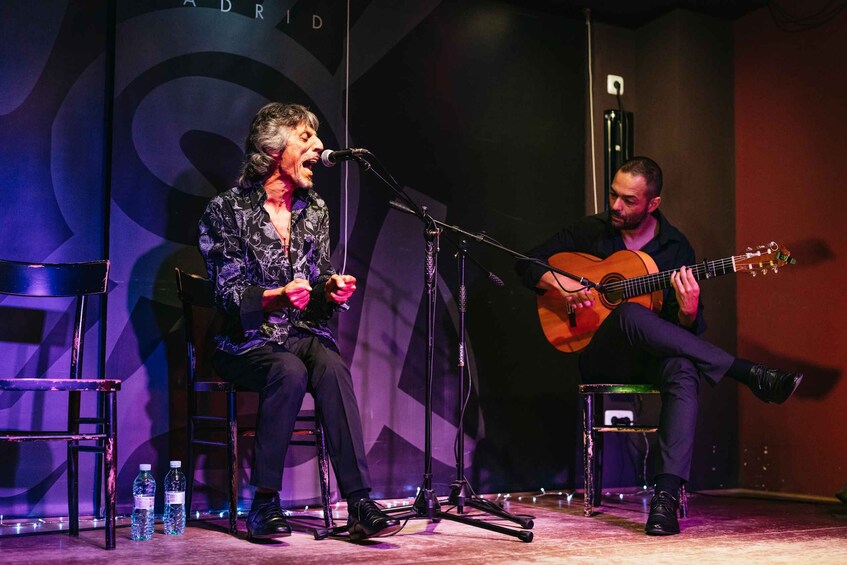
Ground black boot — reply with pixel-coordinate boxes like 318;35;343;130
749;365;803;404
645;491;680;536
246;492;291;539
347;498;402;541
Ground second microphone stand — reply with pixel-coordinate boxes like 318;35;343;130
348;151;600;542
392;203;534;542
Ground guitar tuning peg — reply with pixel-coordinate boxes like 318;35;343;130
746;246;752;252
750;271;757;277
773;266;779;273
761;268;769;275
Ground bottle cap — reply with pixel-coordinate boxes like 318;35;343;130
139;463;151;471
169;460;181;468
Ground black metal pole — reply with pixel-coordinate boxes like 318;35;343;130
416;215;440;518
453;241;470;513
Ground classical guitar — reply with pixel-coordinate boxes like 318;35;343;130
537;242;795;353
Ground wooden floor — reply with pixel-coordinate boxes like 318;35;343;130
2;490;847;564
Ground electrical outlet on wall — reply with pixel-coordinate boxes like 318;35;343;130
607;74;624;95
604;409;634;426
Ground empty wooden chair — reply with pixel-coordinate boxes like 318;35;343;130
0;259;121;549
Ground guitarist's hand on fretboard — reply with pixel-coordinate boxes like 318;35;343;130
669;265;700;328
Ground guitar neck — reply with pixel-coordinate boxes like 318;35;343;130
607;255;739;299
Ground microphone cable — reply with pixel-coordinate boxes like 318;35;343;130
341;0;351;275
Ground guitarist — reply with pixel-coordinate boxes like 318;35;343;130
515;156;802;536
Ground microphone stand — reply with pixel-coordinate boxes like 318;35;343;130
344;152;600;542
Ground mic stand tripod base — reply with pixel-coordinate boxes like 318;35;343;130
415;487;441;520
448;480;535;530
384;485;535;543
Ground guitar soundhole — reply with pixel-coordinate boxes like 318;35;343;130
600;273;625;309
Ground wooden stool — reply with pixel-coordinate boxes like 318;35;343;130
580;383;688;518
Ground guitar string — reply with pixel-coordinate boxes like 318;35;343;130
603;253;782;297
600;254;761;297
603;257;738;295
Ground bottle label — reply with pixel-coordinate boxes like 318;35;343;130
134;495;154;510
166;491;185;504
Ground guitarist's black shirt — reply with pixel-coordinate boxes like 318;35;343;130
516;210;706;335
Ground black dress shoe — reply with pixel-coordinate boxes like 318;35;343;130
347;498;402;541
749;365;803;404
645;491;680;536
247;493;292;539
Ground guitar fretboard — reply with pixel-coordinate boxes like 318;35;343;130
602;256;739;299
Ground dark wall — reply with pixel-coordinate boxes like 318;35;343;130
348;0;586;493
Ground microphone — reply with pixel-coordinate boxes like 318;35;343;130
388;199;416;215
487;272;505;287
320;148;368;167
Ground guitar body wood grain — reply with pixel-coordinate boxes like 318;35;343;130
537;250;664;353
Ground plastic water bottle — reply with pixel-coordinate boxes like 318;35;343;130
131;463;156;541
163;460;186;535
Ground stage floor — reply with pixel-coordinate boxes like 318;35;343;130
2;490;846;564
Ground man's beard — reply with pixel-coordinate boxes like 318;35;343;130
610;209;649;230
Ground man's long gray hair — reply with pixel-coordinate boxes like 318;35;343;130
236;102;319;188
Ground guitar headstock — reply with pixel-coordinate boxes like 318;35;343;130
736;241;796;276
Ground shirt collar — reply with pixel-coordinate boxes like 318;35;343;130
601;209;683;248
653;210;684;246
241;183;313;211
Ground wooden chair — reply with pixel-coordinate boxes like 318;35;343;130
580;383;687;518
174;268;335;538
0;259;121;549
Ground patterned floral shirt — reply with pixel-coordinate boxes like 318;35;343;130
198;184;345;354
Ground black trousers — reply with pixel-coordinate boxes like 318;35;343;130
579;303;734;482
213;333;371;498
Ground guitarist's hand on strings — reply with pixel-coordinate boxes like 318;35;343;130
538;271;595;309
670;265;699;328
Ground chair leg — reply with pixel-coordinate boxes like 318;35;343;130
227;391;238;535
582;392;594;517
104;391;117;550
68;441;79;536
315;420;333;528
186;400;196;520
93;391;105;520
593;396;605;509
68;389;81;537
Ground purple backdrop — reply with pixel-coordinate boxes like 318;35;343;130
1;0;586;518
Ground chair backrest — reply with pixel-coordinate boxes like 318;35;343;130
0;259;109;297
0;259;109;380
174;268;223;385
